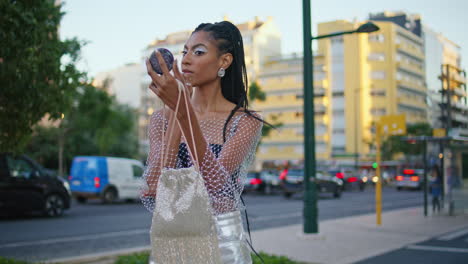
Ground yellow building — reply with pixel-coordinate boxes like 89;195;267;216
255;53;329;164
256;17;427;165
138;17;282;155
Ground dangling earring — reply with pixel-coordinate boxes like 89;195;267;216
217;68;225;78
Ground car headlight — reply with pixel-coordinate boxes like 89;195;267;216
63;180;71;194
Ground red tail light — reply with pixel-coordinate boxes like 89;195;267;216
250;178;262;185
336;172;344;179
404;169;415;175
396;175;404;181
94;177;101;188
347;177;358;183
410;176;419;182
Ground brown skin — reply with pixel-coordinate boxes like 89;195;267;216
145;30;236;168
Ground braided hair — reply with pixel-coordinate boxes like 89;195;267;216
193;21;268;142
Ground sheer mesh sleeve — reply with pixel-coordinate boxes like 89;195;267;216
199;113;262;214
141;110;263;215
140;109;181;211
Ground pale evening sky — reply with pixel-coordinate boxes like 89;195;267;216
59;0;467;77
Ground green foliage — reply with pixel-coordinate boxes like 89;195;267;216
0;0;86;153
381;122;432;160
115;252;149;264
114;251;307;264
252;252;307;264
25;83;139;171
248;81;266;102
0;257;30;264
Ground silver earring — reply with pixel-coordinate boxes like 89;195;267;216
217;68;225;78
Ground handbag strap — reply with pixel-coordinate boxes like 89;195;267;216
160;80;200;172
177;81;200;171
160;82;182;169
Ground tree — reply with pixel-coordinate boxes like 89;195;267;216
25;83;139;172
381;122;432;160
0;1;85;153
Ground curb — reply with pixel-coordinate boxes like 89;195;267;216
46;246;151;264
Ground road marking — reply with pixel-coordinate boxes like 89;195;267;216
437;227;468;241
0;229;149;248
251;212;302;222
407;245;468;253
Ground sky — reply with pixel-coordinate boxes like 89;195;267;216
59;0;467;78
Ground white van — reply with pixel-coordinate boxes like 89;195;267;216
69;156;144;203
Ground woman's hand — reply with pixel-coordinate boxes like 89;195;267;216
146;52;192;113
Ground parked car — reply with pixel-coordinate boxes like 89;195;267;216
329;169;366;191
259;170;280;194
0;153;71;217
280;169;343;198
69;156;144;203
395;169;424;191
243;171;265;193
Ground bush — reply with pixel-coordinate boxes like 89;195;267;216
253;251;305;264
0;257;30;264
115;251;306;264
115;252;149;264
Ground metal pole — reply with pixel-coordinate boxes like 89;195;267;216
423;138;428;217
375;123;382;225
355;90;359;174
440;142;445;207
303;0;318;233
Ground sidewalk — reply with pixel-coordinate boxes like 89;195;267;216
49;206;468;264
251;207;468;264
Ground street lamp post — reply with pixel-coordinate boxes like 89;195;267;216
302;1;379;233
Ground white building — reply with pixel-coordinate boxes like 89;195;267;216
423;25;464;130
93;63;143;109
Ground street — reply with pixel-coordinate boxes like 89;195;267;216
356;226;468;264
1;186;425;262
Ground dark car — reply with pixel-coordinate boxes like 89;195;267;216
329;169;366;191
0;153;71;217
280;169;343;198
395;169;424;190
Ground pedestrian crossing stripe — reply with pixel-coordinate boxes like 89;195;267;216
407;245;468;253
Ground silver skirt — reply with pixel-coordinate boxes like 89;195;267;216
216;210;252;264
149;210;252;264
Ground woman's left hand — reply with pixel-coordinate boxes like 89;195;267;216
146;51;185;112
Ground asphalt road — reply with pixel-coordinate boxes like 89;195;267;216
0;186;424;262
356;225;468;264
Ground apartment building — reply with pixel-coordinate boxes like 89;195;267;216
256;14;427;165
255;53;328;165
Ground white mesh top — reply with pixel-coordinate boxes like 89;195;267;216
141;108;263;215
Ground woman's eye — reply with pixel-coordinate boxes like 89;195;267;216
194;50;205;56
181;50;187;56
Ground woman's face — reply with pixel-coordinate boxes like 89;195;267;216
181;31;227;87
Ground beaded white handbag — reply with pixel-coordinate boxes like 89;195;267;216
150;80;222;263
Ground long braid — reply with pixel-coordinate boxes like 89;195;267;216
193;21;273;143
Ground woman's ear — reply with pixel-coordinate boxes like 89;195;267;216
220;53;233;70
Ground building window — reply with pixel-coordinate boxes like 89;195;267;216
332;128;345;133
368;34;385;43
370;71;386;80
370;90;386;96
295;146;304;154
370;108;386;116
368;52;386;61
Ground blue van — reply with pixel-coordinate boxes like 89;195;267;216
69;156;144;203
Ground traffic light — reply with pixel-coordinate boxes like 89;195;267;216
372;162;378;169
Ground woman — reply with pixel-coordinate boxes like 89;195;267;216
142;21;265;263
